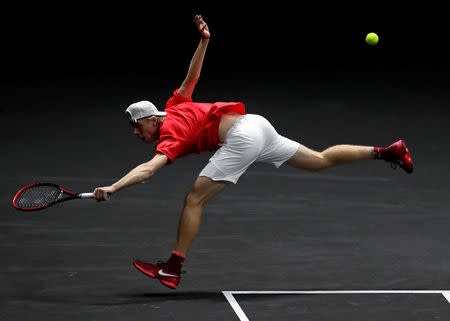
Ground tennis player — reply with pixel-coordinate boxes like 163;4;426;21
92;15;413;289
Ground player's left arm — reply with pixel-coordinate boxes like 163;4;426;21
178;15;210;98
93;153;168;201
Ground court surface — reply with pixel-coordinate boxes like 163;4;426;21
1;68;449;320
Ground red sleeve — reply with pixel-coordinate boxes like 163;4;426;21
166;89;193;108
154;136;187;164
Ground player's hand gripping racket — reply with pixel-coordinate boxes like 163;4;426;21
12;183;109;211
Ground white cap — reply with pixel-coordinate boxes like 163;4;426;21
125;100;167;122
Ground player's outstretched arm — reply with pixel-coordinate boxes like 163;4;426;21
92;153;168;201
178;15;210;98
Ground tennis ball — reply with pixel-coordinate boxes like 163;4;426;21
365;32;379;45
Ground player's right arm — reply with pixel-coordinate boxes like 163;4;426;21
92;153;168;201
178;15;210;98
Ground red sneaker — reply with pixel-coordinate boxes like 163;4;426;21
383;140;414;173
133;260;182;289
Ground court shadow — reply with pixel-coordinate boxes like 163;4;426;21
7;291;226;307
89;291;225;306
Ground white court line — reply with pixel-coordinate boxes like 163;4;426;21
225;290;449;295
442;291;450;303
222;290;450;321
223;292;249;321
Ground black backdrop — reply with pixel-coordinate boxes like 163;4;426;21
2;4;449;80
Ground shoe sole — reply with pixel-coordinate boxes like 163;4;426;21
399;140;414;174
133;261;157;278
388;140;413;174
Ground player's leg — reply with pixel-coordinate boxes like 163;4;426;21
175;117;265;255
254;116;376;171
133;177;227;289
286;144;372;171
251;114;413;173
174;176;229;256
286;140;413;173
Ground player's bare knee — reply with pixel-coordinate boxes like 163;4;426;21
316;152;333;170
288;146;331;172
184;190;206;208
305;152;330;171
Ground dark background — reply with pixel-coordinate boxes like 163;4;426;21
1;5;450;321
2;5;449;114
2;5;449;76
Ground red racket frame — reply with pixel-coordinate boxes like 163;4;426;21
12;183;78;211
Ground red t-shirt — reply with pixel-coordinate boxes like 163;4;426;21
154;89;245;163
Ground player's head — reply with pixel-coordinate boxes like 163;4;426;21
126;101;167;143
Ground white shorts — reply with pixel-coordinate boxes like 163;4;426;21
199;114;300;184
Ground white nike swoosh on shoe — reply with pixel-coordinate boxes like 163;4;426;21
158;269;178;277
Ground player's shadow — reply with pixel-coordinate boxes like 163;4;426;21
90;291;225;306
9;291;225;307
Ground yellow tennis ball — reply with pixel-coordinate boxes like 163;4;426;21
366;32;379;45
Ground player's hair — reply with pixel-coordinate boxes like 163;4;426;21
145;115;165;124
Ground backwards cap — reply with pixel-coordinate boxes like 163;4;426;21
125;100;167;122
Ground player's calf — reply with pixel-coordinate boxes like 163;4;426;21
287;144;369;171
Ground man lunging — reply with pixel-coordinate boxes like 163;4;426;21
93;15;413;289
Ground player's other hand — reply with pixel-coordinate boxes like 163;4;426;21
195;15;210;39
93;186;114;202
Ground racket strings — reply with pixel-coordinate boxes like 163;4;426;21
15;185;68;209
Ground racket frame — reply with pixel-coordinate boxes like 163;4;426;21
12;183;90;211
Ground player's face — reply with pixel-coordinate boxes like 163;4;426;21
131;117;159;143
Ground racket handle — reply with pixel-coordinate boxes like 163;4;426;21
79;193;111;200
79;193;94;199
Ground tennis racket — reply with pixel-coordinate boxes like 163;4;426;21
12;183;108;211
